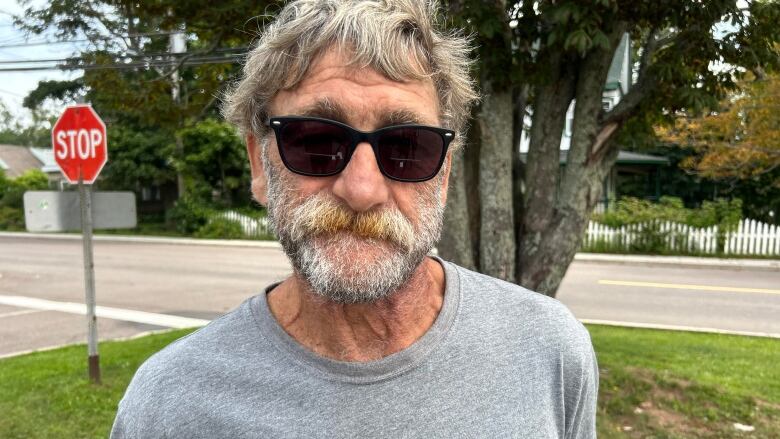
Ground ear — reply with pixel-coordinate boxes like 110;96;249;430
246;133;268;205
439;152;453;206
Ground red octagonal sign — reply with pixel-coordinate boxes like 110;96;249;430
52;105;108;184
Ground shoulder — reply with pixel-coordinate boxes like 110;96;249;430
441;261;599;437
444;260;594;363
134;301;252;378
111;299;258;437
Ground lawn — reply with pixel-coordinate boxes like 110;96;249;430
591;326;780;438
0;325;778;438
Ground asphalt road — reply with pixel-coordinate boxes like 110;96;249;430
1;235;778;357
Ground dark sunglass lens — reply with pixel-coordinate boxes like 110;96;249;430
377;128;445;181
278;120;350;175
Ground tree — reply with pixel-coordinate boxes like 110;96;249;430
439;0;780;296
0;101;55;147
178;119;252;207
655;73;780;222
15;0;276;202
658;74;780;185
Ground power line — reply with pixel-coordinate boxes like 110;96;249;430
0;54;247;72
0;31;183;50
0;46;250;65
0;39;89;49
0;45;249;72
0;87;24;97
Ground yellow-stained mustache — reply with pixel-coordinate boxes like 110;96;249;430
288;195;415;251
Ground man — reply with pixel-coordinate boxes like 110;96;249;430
111;0;598;437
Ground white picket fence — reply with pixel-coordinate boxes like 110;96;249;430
214;210;271;238
584;218;780;256
726;219;780;255
209;211;780;254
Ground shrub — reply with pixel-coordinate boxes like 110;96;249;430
593;196;742;230
0;206;24;231
165;196;211;235
588;196;744;254
194;217;245;239
0;169;50;209
0;169;9;194
0;169;50;230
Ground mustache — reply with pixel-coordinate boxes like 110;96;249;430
286;195;415;251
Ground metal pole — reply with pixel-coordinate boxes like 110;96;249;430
79;176;101;383
170;25;186;198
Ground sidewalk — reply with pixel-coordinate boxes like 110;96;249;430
2;231;778;270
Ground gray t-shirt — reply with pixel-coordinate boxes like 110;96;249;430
111;258;598;438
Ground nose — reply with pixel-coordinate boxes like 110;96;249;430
331;142;390;212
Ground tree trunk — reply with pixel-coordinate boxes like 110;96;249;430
519;26;626;296
478;86;515;282
512;85;529;279
440;148;476;271
518;52;577;294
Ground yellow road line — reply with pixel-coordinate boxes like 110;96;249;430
598;280;780;295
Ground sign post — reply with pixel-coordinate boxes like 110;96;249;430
52;105;107;384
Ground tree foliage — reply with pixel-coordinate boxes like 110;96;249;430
657;74;780;187
99;125;175;190
437;0;780;295
178;119;251;207
16;0;276;203
0;101;54;147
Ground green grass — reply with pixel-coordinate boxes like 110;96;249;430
1;326;779;438
590;325;780;438
0;330;195;438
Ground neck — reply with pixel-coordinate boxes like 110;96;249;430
267;257;446;362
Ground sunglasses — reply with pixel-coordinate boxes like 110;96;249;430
266;116;455;182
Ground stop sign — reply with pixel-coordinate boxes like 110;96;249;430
52;105;108;184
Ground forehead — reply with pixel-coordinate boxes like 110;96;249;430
267;47;440;129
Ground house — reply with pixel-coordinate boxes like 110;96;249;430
0;144;62;184
519;34;669;211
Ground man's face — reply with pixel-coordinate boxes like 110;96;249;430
247;47;451;303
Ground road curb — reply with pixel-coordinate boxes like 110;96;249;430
575;253;780;271
0;328;186;360
0;231;283;249
582;319;780;339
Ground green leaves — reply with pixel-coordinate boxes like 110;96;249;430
593;196;742;230
177;119;251;207
551;3;581;25
591;30;611;50
22;80;85;110
564;29;592;54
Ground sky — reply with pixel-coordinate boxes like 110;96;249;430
0;0;82;124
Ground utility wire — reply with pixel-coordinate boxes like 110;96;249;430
0;55;247;72
0;46;250;64
0;30;184;49
0;39;90;49
0;45;249;72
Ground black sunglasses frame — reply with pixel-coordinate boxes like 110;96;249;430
266;116;455;183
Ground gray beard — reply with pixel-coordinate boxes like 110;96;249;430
262;146;444;304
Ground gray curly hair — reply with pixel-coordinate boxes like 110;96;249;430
222;0;478;148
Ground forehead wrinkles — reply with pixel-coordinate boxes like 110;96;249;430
291;98;429;129
270;50;440;125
